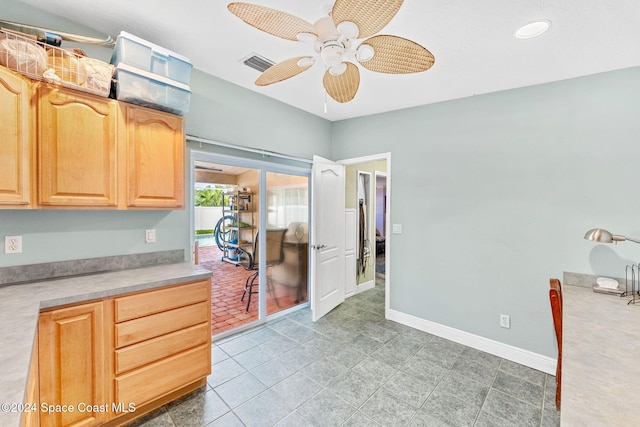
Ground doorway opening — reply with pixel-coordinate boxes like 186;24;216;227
375;172;387;282
341;155;389;302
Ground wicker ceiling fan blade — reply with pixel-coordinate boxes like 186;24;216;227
255;56;314;86
332;0;404;38
228;2;317;41
358;35;435;74
323;62;360;103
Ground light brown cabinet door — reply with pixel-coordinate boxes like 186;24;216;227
120;104;184;209
0;66;33;208
21;331;40;427
38;301;111;427
38;85;118;207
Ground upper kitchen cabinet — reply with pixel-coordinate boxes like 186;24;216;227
0;64;186;210
38;84;118;208
119;104;185;209
0;66;34;208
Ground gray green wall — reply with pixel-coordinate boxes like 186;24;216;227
331;67;640;357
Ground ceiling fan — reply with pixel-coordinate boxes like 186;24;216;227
228;0;435;103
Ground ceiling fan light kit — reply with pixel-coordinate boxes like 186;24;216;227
296;32;318;43
356;44;374;62
296;57;316;68
337;21;359;39
227;0;435;103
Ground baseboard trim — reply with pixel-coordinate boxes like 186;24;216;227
386;308;557;375
355;280;375;294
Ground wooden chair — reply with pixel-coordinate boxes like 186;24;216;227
549;278;563;411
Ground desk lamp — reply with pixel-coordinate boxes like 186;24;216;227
584;228;640;303
584;228;640;244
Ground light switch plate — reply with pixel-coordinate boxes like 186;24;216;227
145;229;156;243
392;224;403;234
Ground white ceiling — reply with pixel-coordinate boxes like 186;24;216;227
16;0;640;121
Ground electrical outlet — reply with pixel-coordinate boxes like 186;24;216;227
500;314;511;329
145;229;156;243
5;235;22;254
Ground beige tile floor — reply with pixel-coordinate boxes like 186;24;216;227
126;279;560;427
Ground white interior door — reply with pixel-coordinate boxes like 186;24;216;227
311;155;345;321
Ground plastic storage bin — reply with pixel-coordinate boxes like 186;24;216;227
114;63;191;115
110;31;192;85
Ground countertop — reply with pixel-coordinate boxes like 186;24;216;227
0;262;211;427
562;284;640;426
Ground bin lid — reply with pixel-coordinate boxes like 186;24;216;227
115;31;191;64
114;63;191;92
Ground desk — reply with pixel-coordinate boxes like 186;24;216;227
562;284;640;426
277;241;308;303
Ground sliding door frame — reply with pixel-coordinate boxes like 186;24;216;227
189;149;311;335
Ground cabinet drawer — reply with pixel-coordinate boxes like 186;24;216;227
115;344;210;407
115;280;209;322
116;301;209;348
115;322;210;374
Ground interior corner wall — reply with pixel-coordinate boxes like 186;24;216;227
0;2;332;269
186;69;332;161
331;67;640;358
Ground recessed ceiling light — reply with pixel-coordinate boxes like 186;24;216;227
515;20;551;39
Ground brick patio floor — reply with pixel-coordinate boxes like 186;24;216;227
198;244;304;336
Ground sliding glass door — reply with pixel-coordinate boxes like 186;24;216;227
191;150;310;336
265;172;309;315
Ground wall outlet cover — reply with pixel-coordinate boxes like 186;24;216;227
5;235;22;254
500;314;511;329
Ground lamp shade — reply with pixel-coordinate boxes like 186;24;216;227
583;228;640;244
584;228;615;243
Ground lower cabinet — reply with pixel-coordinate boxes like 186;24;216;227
21;332;40;427
35;279;211;427
38;301;111;427
112;280;211;412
